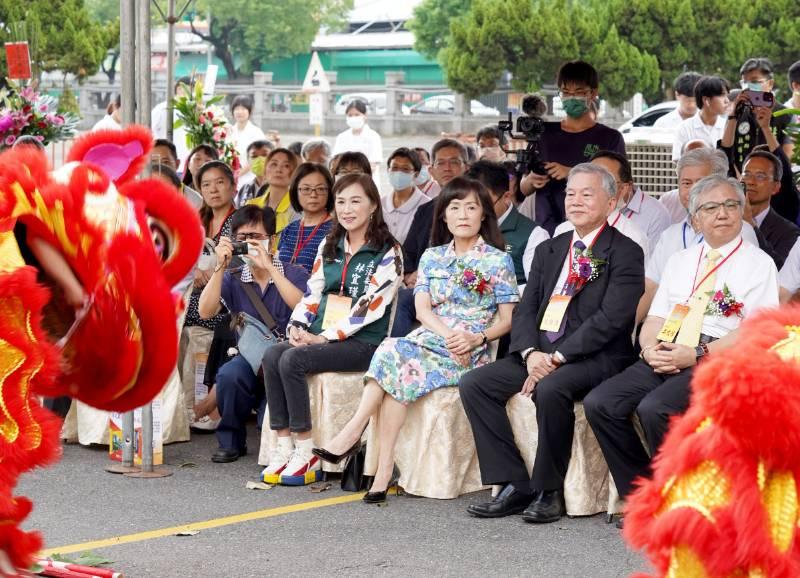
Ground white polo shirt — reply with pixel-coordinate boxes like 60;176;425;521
659;189;687;224
332;124;383;165
672;113;727;161
779;237;800;293
555;209;649;258
653;108;691;130
650;236;778;338
620;187;672;249
381;188;430;245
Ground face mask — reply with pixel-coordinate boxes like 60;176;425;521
414;166;430;186
389;171;414;191
346;115;365;130
741;81;764;92
562;97;590;118
250;156;266;177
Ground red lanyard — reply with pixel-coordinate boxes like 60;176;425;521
567;222;607;273
339;253;352;295
689;239;743;296
291;215;329;263
609;210;633;229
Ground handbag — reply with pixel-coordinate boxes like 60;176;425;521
233;279;282;374
340;443;373;492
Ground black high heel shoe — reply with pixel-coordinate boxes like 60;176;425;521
363;468;402;504
312;439;361;465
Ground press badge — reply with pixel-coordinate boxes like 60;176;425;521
322;294;353;330
539;295;571;332
656;304;690;342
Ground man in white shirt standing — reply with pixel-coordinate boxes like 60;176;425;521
380;148;430;245
653;72;702;130
585;174;778;504
152;77;192;171
672;75;730;162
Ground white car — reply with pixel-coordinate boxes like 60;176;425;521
409;95;500;116
333;93;410;116
619;101;678;144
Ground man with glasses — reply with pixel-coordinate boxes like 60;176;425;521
198;205;309;463
585;175;778;514
520;60;626;235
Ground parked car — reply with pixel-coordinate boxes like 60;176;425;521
333;93;409;116
618;100;679;145
409;95;500;117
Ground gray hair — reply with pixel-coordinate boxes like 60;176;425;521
688;174;746;215
676;148;729;179
567;162;617;198
301;138;331;160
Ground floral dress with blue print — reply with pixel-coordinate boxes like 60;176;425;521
366;237;519;403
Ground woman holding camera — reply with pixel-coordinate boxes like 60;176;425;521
261;173;403;486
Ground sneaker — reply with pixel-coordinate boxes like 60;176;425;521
279;445;322;486
190;416;220;433
261;439;294;484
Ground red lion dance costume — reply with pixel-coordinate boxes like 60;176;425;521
625;305;800;577
0;127;202;571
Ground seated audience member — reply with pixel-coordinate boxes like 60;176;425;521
314;177;518;503
653;72;703;130
590;150;671;249
413;147;441;199
260;173;403;486
392;139;469;337
476;125;507;162
150;162;181;191
779;239;800;303
459;163;644;522
182;144;219;190
721;90;800;224
198;206;309;463
235;140;275;206
277;163;334;272
301;139;331;166
642;149;759;319
739;149;800;268
151;138;180;172
330;151;373;179
660;140;710;224
585;175;778;504
466;160;549;288
672;75;729;162
381;147;430;245
247;147;300;240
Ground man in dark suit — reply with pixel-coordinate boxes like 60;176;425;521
742;149;800;269
459;163;645;522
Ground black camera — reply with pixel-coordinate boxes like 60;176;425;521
231;241;249;255
498;94;547;175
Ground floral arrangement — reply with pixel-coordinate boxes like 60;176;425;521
459;264;490;295
705;284;744;318
0;83;79;148
566;246;605;292
173;80;240;172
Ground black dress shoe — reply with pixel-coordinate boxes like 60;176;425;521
615;517;624;530
466;484;535;518
312;440;361;465
521;489;566;523
211;447;246;463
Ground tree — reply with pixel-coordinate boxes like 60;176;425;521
407;0;473;61
191;0;353;79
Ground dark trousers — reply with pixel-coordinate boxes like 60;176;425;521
262;339;377;433
583;360;693;499
390;287;416;338
215;355;265;451
43;396;71;418
459;353;625;492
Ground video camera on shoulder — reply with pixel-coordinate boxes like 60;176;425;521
498;94;547;175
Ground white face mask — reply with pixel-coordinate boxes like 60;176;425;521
346;115;366;130
414;166;430;186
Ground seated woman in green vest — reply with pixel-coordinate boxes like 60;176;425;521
314;177;519;502
261;173;403;486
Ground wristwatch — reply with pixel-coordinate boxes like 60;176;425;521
480;331;488;345
694;342;709;360
551;351;566;367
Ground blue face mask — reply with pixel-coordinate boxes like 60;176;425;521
389;171;415;191
414;166;430;186
741;81;764;92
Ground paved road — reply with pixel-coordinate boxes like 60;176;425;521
20;426;649;578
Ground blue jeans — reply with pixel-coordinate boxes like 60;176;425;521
215;355;266;452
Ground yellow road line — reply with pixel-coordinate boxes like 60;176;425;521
41;492;367;556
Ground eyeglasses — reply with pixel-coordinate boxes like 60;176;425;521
741;171;775;183
298;185;329;196
235;232;268;241
433;158;464;168
696;199;742;216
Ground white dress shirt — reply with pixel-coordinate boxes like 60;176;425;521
555;209;649;258
229;121;266;164
620;187;672;249
151;100;190;171
653;108;691;130
659;189;688;224
521;225;551;285
672;112;727;161
779;237;800;293
332;124;383;165
650;236;778;338
646;218;759;284
381;188;430;245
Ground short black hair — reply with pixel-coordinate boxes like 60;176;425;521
413;147;431;164
476;125;507;146
431;138;468;164
149;162;181;188
246;139;274;156
345;99;367;115
673;71;702;97
231;94;254;115
288;162;335;213
330;151;372;176
175;76;191;92
590;150;633;183
287;141;303;157
194;160;235;190
745;149;783;182
153;138;178;164
740;57;774;79
465;160;509;197
230;205;277;236
387;147;421;172
694;75;730;109
788;61;800;88
557;60;599;90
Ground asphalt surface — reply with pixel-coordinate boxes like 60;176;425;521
19;427;650;578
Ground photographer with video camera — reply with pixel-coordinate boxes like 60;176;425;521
518;60;625;235
720;57;799;224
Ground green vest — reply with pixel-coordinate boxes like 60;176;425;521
309;238;393;345
500;207;536;285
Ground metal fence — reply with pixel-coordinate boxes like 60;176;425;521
626;142;677;197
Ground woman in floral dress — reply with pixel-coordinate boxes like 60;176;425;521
314;176;518;502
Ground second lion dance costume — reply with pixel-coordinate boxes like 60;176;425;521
0;126;203;571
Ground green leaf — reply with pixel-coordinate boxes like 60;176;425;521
49;551;113;567
173;119;184;130
773;108;800;118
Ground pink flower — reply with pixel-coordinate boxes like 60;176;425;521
199;114;207;124
714;290;723;300
19;87;35;100
5;135;16;146
38;103;48;112
52;115;65;126
399;359;423;386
